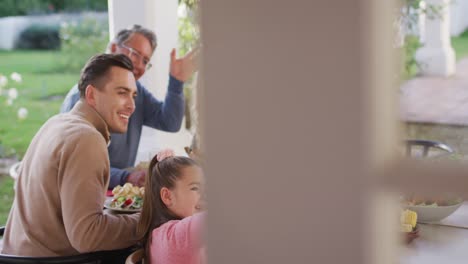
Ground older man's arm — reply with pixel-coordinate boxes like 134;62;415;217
141;76;185;132
60;85;80;113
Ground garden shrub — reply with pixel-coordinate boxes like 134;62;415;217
402;35;422;79
57;17;109;73
15;25;60;50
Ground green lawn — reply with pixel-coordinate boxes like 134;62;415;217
0;50;79;157
0;50;79;226
0;176;15;225
452;30;468;61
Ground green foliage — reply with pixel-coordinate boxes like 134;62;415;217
46;0;108;12
402;35;422;79
178;1;199;130
178;2;199;57
178;15;199;57
15;25;60;50
179;0;197;10
57;18;109;73
402;0;422;9
0;0;48;17
0;0;107;18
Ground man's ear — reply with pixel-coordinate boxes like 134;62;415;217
84;84;97;107
110;42;118;53
160;187;173;207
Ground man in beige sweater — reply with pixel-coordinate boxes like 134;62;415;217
2;54;140;256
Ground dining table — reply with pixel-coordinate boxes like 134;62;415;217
400;201;468;263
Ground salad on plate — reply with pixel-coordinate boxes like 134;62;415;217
105;183;144;211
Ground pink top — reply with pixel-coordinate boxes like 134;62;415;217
149;212;206;264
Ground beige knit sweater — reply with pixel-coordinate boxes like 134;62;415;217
2;101;139;256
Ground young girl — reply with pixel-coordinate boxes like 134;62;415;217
137;154;206;264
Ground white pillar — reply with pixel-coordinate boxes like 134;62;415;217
418;1;426;44
108;0;191;160
415;0;455;77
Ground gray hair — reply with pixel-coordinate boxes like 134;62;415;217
111;25;157;52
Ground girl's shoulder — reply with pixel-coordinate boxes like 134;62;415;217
149;213;206;263
152;213;206;244
154;213;204;233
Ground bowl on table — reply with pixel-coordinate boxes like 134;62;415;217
404;199;464;223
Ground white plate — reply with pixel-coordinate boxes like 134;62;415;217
104;198;141;213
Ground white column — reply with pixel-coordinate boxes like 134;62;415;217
415;0;456;77
418;1;426;44
145;0;192;156
108;0;191;161
108;0;165;92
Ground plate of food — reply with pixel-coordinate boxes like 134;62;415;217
402;195;463;223
104;183;144;213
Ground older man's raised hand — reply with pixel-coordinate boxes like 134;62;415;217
169;48;199;82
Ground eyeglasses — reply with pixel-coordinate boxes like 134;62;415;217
119;44;153;70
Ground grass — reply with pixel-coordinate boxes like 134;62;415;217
0;175;15;225
0;50;79;226
0;50;79;157
452;30;468;61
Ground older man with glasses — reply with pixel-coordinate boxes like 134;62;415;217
60;24;197;189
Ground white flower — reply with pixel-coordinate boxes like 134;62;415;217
10;72;22;83
17;107;28;120
8;88;18;100
60;21;68;28
0;75;7;88
178;3;187;18
6;98;13;106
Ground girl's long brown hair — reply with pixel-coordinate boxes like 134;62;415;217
137;155;199;259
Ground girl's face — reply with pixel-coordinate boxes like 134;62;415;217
164;165;205;218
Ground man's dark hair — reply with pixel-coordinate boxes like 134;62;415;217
78;53;134;98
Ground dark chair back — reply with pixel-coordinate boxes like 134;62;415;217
0;226;134;264
125;248;144;264
405;139;454;158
